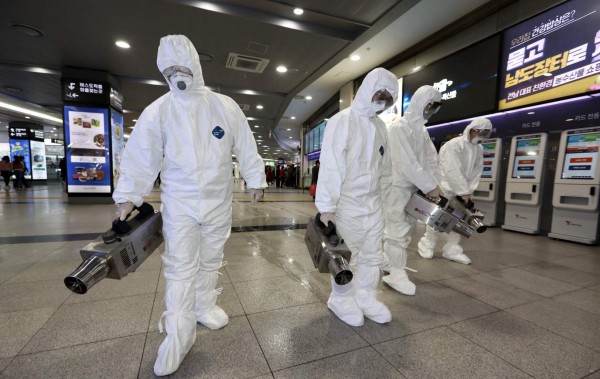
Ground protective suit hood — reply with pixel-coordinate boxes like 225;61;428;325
157;35;205;95
352;68;399;117
462;118;492;143
404;85;441;126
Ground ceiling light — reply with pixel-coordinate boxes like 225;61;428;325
276;66;288;73
350;55;360;61
0;101;62;123
256;105;263;109
288;137;292;139
132;119;138;122
254;125;259;128
291;116;296;120
413;66;421;71
25;116;30;119
305;96;312;100
339;100;343;103
527;112;535;115
286;128;291;131
115;40;130;49
293;8;304;15
11;24;43;37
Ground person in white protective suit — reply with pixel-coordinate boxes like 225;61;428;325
316;67;398;327
383;85;443;296
113;35;267;376
417;118;492;264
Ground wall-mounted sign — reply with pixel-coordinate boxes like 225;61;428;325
9;127;29;139
30;129;45;141
499;0;600;110
110;87;124;111
62;79;109;106
402;35;500;124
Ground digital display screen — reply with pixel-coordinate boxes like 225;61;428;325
9;139;31;180
481;141;497;178
402;35;500;124
499;0;600;110
561;128;600;179
305;119;328;154
64;105;111;193
512;137;541;179
30;140;47;180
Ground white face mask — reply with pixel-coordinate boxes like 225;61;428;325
371;100;387;115
170;72;193;91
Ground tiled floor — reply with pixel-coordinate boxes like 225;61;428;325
0;183;599;378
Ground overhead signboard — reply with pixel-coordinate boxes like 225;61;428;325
402;35;500;124
499;0;600;110
62;79;110;106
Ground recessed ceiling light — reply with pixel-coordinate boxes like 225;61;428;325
25;116;30;119
527;112;535;115
339;100;343;103
291;116;296;120
413;66;421;71
132;119;138;122
254;125;259;128
305;96;312;100
350;54;360;61
276;66;288;73
288;136;292;139
256;105;263;109
294;8;304;15
286;128;291;131
11;24;43;37
115;40;131;49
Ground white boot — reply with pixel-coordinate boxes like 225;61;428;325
354;265;391;324
327;277;364;327
382;267;416;296
442;244;471;265
380;253;391;274
154;278;197;376
417;227;437;259
195;270;228;329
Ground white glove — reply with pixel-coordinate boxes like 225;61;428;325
249;188;264;203
320;212;335;226
116;202;135;221
461;194;472;203
426;186;444;201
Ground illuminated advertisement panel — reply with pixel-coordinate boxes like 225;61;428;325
499;0;600;110
512;137;541;179
64;105;111;193
561;127;600;179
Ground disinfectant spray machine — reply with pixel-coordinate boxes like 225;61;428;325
305;213;353;285
64;202;163;294
405;191;487;237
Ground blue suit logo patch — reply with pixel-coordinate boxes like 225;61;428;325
212;126;225;139
379;146;384;156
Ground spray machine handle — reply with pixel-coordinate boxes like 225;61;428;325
103;203;156;244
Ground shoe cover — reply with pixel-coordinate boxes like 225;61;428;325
354;265;391;324
442;244;471;264
195;270;228;329
417;237;434;259
154;279;197;376
327;277;364;327
382;267;416;295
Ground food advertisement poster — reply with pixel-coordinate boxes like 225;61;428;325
63;105;111;193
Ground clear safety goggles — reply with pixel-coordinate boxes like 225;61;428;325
424;101;443;115
162;65;193;79
372;89;394;108
472;127;492;139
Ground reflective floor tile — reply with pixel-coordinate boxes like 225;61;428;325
0;280;71;314
482;267;580;297
0;308;55;358
449;312;600;378
21;293;154;354
553;288;600;316
248;302;368;371
1;334;145;379
518;261;600;287
374;327;530;379
274;347;402;379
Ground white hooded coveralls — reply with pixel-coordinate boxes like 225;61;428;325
113;35;266;376
383;85;441;270
316;68;398;326
419;118;488;258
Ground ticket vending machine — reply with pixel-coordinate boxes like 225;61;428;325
502;133;548;234
548;127;600;244
472;138;502;226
